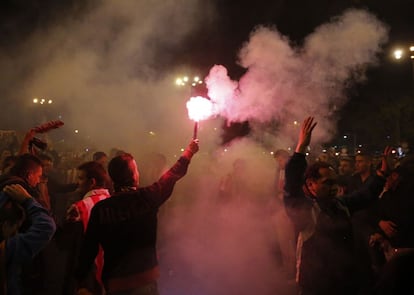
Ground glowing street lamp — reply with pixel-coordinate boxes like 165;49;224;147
175;75;203;93
392;44;414;93
33;97;53;105
393;49;403;60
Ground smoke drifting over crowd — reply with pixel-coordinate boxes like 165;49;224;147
1;2;389;294
205;9;388;147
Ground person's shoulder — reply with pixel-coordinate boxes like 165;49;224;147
92;191;130;207
0;176;27;190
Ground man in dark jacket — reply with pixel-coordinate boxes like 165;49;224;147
284;117;390;295
76;139;199;295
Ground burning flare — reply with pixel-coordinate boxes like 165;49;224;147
186;96;214;122
186;96;213;139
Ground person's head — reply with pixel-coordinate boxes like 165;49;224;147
38;154;53;176
76;161;109;195
274;149;290;169
0;199;25;240
108;153;139;192
338;156;354;176
305;162;338;199
93;151;108;167
316;153;329;163
9;154;43;187
354;153;372;176
385;156;414;191
1;155;18;175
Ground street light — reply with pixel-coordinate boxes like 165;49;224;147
32;97;54;123
33;97;53;105
392;44;414;92
175;75;203;90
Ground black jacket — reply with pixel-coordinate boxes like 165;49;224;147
76;156;191;292
284;153;385;294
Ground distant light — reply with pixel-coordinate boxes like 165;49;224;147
391;150;396;154
293;120;298;125
270;151;274;155
85;148;89;152
410;46;414;52
175;78;184;86
194;76;200;82
183;76;189;82
214;127;217;131
149;131;155;136
335;152;340;156
305;152;310;156
358;144;362;147
192;83;196;86
180;148;184;152
343;135;348;139
322;149;327;153
224;148;228;152
48;99;53;104
287;147;292;151
33;98;39;103
74;129;79;133
198;80;203;84
393;49;403;60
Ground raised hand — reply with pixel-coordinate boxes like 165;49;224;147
295;116;317;154
182;139;199;160
379;220;398;238
379;146;394;174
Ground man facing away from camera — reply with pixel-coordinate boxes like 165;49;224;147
76;139;199;295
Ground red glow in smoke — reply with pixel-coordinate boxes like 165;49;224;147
186;96;213;122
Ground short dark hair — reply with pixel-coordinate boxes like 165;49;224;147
93;151;107;162
108;153;137;191
9;154;42;180
305;161;333;180
339;156;354;164
355;152;372;161
77;161;109;188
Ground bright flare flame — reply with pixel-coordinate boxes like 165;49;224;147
186;96;213;122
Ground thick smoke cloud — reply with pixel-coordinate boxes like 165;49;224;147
205;9;388;147
1;0;215;156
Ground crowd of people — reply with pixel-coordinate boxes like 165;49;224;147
0;119;413;295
